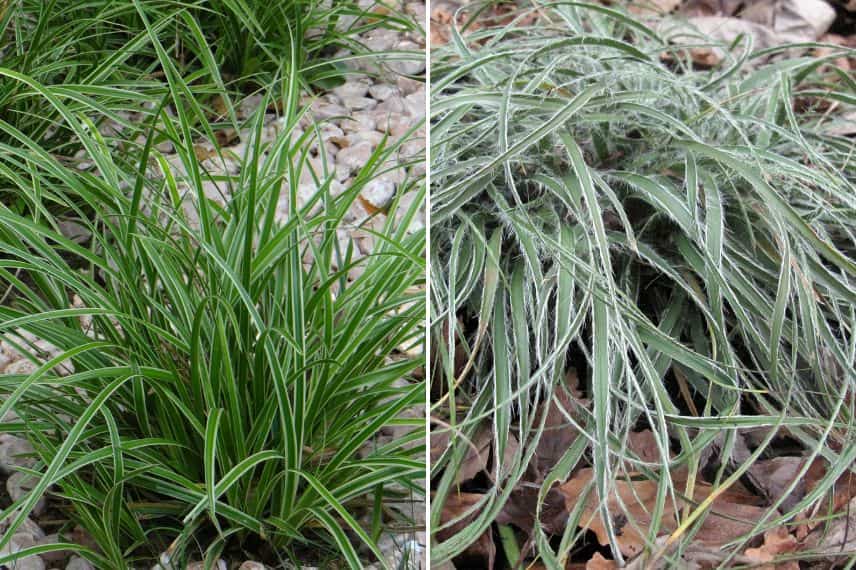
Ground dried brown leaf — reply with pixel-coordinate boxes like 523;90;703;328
430;318;468;399
496;484;568;536
744;526;799;570
193;145;217;161
804;459;856;513
802;497;856;558
558;468;767;558
430;429;450;465
213;128;238;147
530;370;587;479
455;427;491;485
586;552;618;569
496;432;520;480
627;430;667;463
629;0;681;16
816;34;856;73
438;492;496;570
747;456;834;513
661;47;723;68
681;0;747;16
210;94;229;118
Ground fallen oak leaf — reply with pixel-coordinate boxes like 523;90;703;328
430;317;468;401
213;127;240;147
455;425;492;485
559;468;768;558
210;94;229;118
801;496;856;560
695;500;772;547
623;535;762;569
629;0;681;16
530;369;588;480
496;483;568;536
810;462;856;513
437;492;496;570
796;458;856;537
429;421;499;485
747;456;809;513
660;46;722;68
744;526;799;570
430;427;450;466
627;429;669;464
496;432;520;480
193;144;217;161
681;0;748;16
814;35;855;74
586;552;618;569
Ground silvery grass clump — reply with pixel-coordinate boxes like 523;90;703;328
0;25;425;568
430;1;855;567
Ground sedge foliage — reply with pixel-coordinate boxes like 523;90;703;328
0;0;420;211
0;2;426;568
0;84;425;567
430;2;855;567
0;0;418;91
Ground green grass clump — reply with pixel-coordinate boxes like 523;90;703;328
0;12;425;569
1;0;417;92
430;2;855;567
0;0;420;212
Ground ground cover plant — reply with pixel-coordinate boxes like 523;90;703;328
0;0;421;212
430;2;856;568
0;1;426;568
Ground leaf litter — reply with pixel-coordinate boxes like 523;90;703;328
438;436;856;568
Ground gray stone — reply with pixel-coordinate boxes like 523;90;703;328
404;91;426;118
389;41;425;76
238;563;266;570
341;96;378;111
35;534;66;564
311;102;348;120
320;125;345;141
397;76;423;95
65;557;95;570
336;141;374;172
58;221;91;244
368;84;398;101
0;539;45;570
376;97;406;114
341;112;377;134
347;130;385;147
363;28;398;52
405;2;426;22
0;436;37;472
362;178;396;210
4;359;38;376
0;517;45;541
333;80;370;99
7;471;46;516
372;112;406;135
